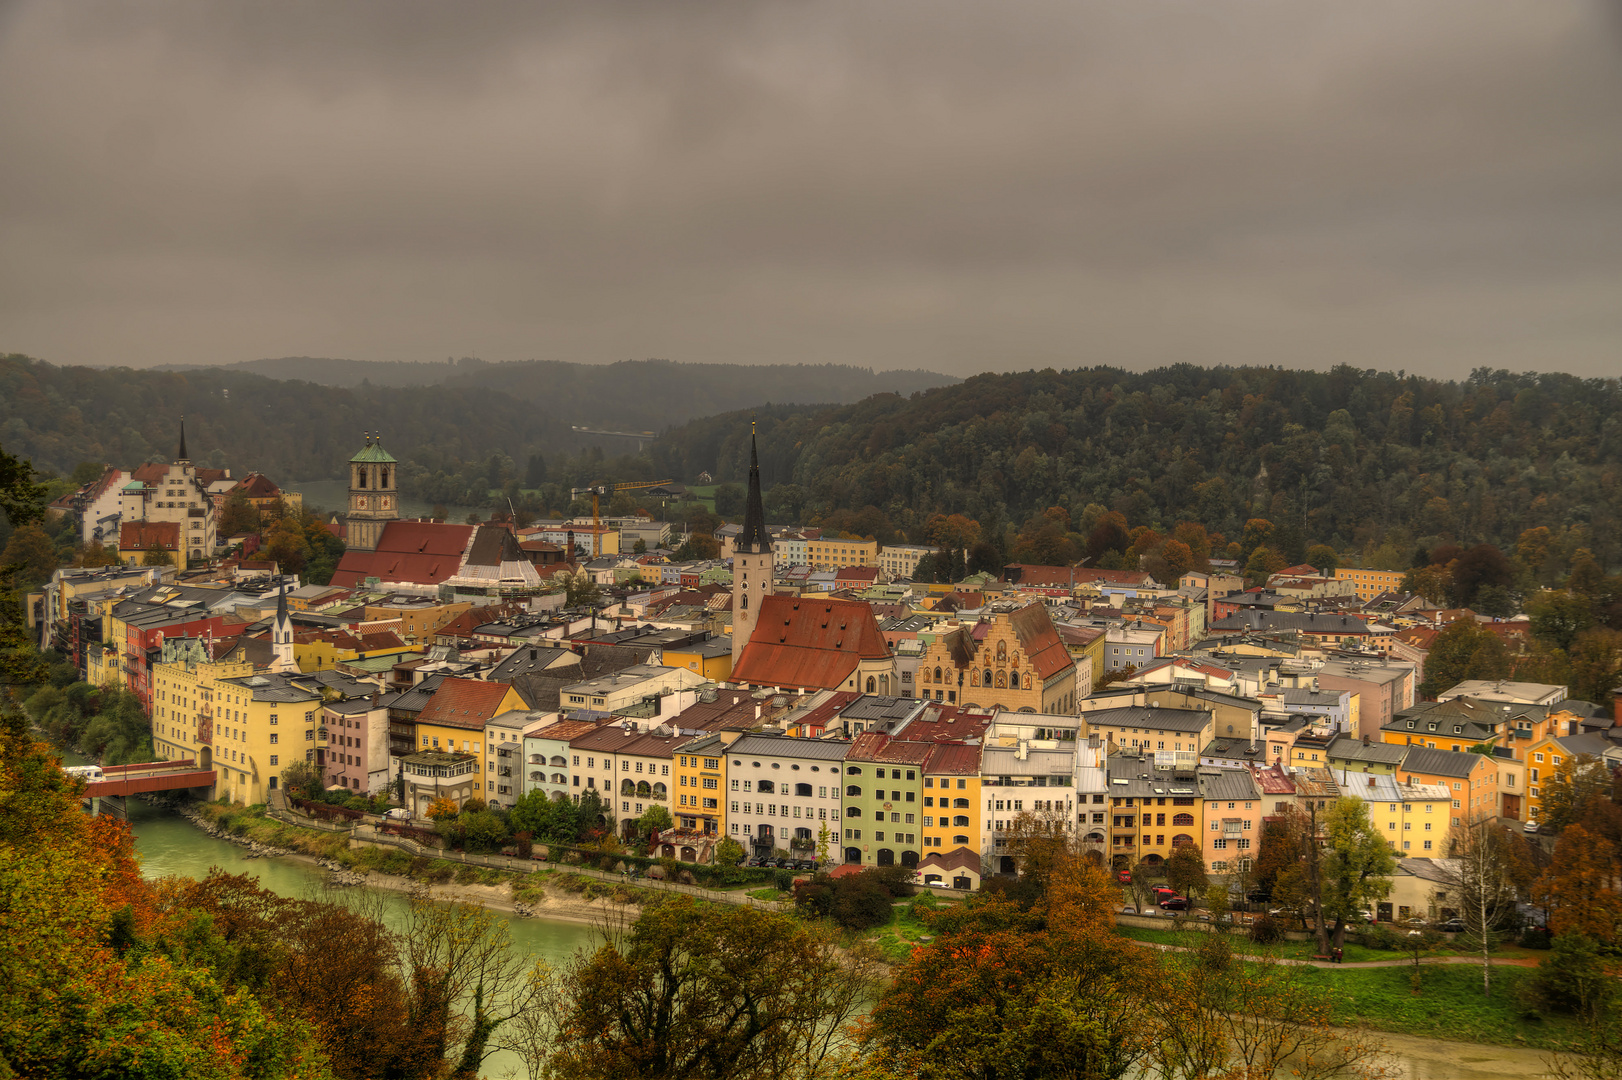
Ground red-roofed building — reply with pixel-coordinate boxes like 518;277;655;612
921;740;985;873
834;566;880;589
118;520;185;570
916;846;982;890
782;691;862;738
731;594;895;694
329;520;478;588
915;603;1079;715
416;678;527;756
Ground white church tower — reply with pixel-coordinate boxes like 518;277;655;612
731;421;774;671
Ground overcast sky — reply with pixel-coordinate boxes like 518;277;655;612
2;1;1620;379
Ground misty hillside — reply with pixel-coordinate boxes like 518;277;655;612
0;353;951;488
153;355;957;431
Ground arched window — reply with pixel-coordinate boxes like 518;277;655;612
846;785;862;797
934;666;943;683
1172;813;1194;827
652;783;667;797
996;671;1007;689
741;593;749;611
637;781;652;798
866;676;875;692
757;780;774;794
551;772;567;784
983;669;993;687
846;806;862;818
1172;834;1195;848
953;815;970;827
621;780;636;796
549;755;567;767
1009;671;1020;690
952;835;970;845
379;467;389;488
795;783;812;797
355;468;366;489
953;798;970;809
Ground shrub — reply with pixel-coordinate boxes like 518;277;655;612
462;796;487;814
1519;926;1552;950
1249;914;1284;945
869;864;917;898
455;866;482;885
343;797;370;811
1528;933;1615;1017
600;855;618;872
1358;924;1403;952
794;874;835;919
512;831;533;860
773;869;795;892
830;873;896;931
422;859;457;884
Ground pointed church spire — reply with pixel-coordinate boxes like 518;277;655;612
176;416;189;463
738;418;771;554
276;581;289;625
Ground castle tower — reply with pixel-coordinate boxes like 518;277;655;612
271;584;296;673
731;421;774;671
346;432;398;553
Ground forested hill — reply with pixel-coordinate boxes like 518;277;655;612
649;365;1622;564
152;355;956;430
0;353;951;485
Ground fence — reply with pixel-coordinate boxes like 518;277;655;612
349;824;787;911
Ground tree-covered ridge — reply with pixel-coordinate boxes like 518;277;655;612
652;364;1622;565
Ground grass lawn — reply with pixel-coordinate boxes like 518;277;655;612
746;887;787;903
1304;962;1576;1050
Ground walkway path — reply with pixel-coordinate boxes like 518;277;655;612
1129;938;1540;969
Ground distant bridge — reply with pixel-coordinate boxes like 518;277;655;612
79;759;215;818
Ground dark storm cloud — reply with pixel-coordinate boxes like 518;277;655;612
2;1;1620;377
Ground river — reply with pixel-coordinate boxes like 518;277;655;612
125;797;593;1080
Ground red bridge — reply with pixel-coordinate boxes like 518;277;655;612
82;759;216;797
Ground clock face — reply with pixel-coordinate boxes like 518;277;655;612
382;496;393;510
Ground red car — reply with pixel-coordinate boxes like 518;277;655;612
1159;895;1188;911
1117;870;1132;883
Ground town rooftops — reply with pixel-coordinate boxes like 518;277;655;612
1200;767;1260;802
731;594;890;691
726;732;852;762
1085;705;1213;733
529;719;601;744
1326;735;1408;765
923;741;983;775
846;731;933;766
917;847;981;873
1399;745;1489;778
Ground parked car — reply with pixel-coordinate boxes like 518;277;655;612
1437;918;1466;934
1120;904;1137;915
1159;895;1188;911
1117;870;1132;883
796;860;816;871
1524;821;1541;833
1404;917;1428;928
1247;889;1271;903
383;808;411;821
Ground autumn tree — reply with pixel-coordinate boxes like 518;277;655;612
1534;824;1622;946
1305;543;1340;574
1538;754;1615;834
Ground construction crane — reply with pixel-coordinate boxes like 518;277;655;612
568;480;673;559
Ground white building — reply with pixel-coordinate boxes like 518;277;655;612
724;733;849;861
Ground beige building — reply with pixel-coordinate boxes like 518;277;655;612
879;544;935;581
916;604;1079;715
1333;567;1408;602
805;536;878;570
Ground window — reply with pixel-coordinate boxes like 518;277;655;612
269;755;278;766
269;733;278;744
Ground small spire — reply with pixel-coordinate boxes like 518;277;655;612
176;416;189;462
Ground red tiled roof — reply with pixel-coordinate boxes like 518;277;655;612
1008;603;1075;680
922;741;983;775
918;847;981;873
119;520;180;551
418;677;517;731
129;463;169;485
329;521;477;587
835;566;880;583
787;691;862;734
533;719;601;743
1249;762;1296;795
731;595;891;691
233;472;282;498
898;706;994;746
846;731;933;765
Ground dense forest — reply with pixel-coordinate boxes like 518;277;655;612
639;364;1622;570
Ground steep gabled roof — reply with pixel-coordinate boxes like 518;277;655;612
731;594;889;691
119;520;180;551
1008;602;1075;680
417;677;517;731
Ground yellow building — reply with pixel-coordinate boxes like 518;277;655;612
1333;567;1407;602
662;637;734;682
916;604;1079;714
363;597;472;645
805;536;878;570
411;677;528;758
922;743;982;858
292;629;415;674
1355;775;1454;855
673;731;734;836
150;638;323;805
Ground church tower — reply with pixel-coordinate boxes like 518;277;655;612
346;432;398;553
731;421;774;672
271;585;296;673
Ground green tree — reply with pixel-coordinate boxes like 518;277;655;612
715;835;745;868
217;489;261;538
1309;797;1397;951
534;896;879;1080
1305;543;1340;574
1537;755;1615;836
0;442;46;528
280;760;324;800
4;523;59;583
1419;619;1512;698
140;543;174;567
1164;844;1208;902
636;804;673;837
565;572;603;608
1526;590;1597;653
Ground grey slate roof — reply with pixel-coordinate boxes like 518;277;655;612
1086;705;1213;733
726;733;853;761
1399;745;1484;778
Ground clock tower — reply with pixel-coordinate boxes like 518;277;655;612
347;432;398;552
731;420;774;672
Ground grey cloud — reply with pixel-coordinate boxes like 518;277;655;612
1;1;1619;377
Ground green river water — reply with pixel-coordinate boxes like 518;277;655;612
122;796;1550;1080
